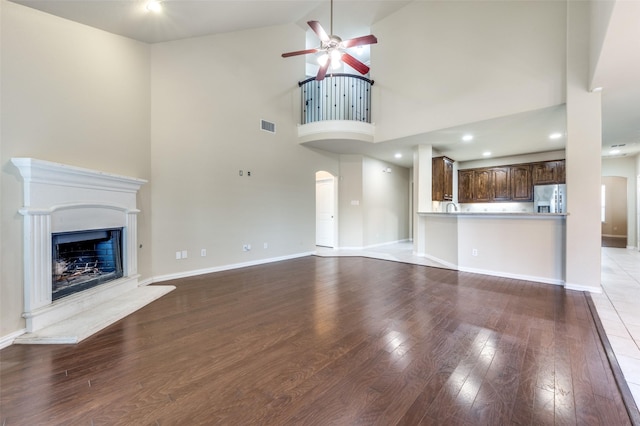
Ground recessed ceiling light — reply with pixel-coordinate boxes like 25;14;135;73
462;134;473;142
610;149;621;155
482;151;491;157
591;87;603;93
394;153;402;159
549;132;562;140
146;0;162;12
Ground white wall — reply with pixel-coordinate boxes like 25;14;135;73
602;156;638;247
338;155;410;249
362;157;410;247
0;1;152;336
150;24;339;278
371;1;566;142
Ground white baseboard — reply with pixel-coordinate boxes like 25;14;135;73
421;254;458;270
152;251;315;283
417;253;564;286
138;277;154;286
458;266;565;286
0;329;26;350
333;239;411;251
565;282;603;293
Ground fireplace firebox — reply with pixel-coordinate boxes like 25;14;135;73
52;228;124;300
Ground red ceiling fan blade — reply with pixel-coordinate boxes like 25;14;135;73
341;34;378;49
281;48;318;58
316;60;330;81
341;53;370;75
308;21;330;43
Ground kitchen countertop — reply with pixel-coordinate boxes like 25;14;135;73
418;211;567;218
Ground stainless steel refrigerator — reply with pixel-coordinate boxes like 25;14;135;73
533;184;567;213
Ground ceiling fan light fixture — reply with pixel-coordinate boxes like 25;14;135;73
330;50;342;68
317;53;329;66
146;0;162;13
280;0;378;81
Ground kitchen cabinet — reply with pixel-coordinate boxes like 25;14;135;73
458;170;474;203
473;169;491;202
492;167;511;201
457;167;510;203
459;160;565;203
510;165;533;201
432;156;454;201
532;160;565;185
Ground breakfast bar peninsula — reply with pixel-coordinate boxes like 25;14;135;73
418;212;567;285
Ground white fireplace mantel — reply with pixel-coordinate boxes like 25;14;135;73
11;158;172;344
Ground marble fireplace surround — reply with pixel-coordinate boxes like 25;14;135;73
11;158;174;344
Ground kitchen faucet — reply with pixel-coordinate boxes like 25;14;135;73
446;202;458;213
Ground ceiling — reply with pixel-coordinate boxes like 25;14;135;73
9;0;640;167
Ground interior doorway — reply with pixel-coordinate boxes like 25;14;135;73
316;171;336;248
601;176;628;248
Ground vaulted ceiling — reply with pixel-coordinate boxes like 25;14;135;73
9;0;640;165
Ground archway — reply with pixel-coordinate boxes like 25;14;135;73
601;176;628;248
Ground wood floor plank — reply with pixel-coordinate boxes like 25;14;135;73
1;256;635;425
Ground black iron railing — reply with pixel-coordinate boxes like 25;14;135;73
299;74;374;124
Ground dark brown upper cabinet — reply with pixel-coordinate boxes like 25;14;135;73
510;164;533;201
532;160;565;185
432;156;454;201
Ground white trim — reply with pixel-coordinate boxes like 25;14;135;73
11;157;147;196
565;282;603;293
459;266;565;286
138;277;154;287
0;329;26;350
152;252;315;283
421;253;458;270
334;239;411;251
298;120;375;144
419;253;565;286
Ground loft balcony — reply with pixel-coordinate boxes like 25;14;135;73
297;73;375;144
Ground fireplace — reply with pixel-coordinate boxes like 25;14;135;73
52;228;124;300
10;158;162;338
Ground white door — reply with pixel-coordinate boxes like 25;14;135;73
316;177;335;247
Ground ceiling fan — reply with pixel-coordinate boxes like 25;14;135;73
281;0;378;81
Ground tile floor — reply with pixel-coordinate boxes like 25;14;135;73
594;247;640;406
316;242;640;408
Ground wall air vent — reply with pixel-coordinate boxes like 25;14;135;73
260;119;276;134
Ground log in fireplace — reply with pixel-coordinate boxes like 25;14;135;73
52;228;124;300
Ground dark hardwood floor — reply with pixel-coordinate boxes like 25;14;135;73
0;256;634;425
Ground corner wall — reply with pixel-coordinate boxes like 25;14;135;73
0;1;152;337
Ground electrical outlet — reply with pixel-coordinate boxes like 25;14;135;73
201;249;206;257
181;250;188;258
175;251;181;260
472;249;478;257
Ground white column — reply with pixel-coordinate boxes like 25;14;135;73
413;145;433;256
565;0;602;292
21;210;53;312
126;211;140;276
